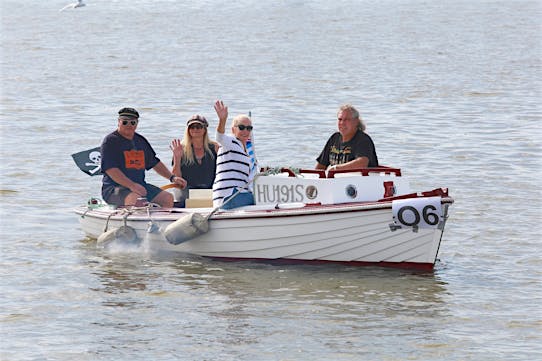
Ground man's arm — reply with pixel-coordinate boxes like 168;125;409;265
329;157;369;171
315;163;327;170
153;161;187;188
105;168;147;196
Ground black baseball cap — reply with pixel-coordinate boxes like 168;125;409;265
118;107;139;119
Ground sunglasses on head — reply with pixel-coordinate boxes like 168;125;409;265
237;124;253;131
189;124;204;130
121;119;138;126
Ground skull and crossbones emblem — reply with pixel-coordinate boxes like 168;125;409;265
86;151;101;174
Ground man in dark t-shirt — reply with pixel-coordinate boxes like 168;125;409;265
101;107;186;207
316;104;378;172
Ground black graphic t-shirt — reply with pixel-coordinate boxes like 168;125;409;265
316;130;379;167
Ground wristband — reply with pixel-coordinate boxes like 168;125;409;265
169;174;176;182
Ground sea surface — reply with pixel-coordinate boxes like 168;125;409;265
1;1;541;360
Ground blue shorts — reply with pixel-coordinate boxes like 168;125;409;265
102;183;163;206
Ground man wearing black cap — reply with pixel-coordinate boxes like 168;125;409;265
100;107;186;207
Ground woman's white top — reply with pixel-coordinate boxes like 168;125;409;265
212;132;253;207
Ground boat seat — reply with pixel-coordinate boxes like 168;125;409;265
185;189;213;208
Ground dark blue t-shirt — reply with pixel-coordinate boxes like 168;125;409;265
100;130;160;188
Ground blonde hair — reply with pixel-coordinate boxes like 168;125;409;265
181;126;215;165
232;114;251;127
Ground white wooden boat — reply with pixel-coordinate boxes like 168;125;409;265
75;167;453;270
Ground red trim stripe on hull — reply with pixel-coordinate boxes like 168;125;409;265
205;256;436;271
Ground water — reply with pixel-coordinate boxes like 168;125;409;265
1;0;541;360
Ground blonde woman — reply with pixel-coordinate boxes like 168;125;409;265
170;114;219;206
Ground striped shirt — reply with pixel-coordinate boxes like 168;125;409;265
212;132;251;207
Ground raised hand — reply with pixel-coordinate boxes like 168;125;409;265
169;139;184;160
214;100;228;122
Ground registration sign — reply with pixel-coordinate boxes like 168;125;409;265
392;196;443;229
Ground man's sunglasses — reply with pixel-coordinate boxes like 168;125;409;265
121;120;138;126
237;125;253;131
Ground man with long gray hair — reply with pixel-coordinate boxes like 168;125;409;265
316;104;378;172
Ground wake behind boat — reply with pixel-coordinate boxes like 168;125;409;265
75;167;453;270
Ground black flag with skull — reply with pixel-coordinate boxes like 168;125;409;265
71;147;102;176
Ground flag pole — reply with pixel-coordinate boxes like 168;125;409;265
247;111;258;173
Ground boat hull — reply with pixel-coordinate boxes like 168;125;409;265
76;197;452;270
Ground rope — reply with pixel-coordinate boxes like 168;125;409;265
146;205;160;233
103;212;115;233
102;208;132;232
261;167;303;177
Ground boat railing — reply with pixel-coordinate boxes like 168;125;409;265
328;166;402;178
260;166;402;179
